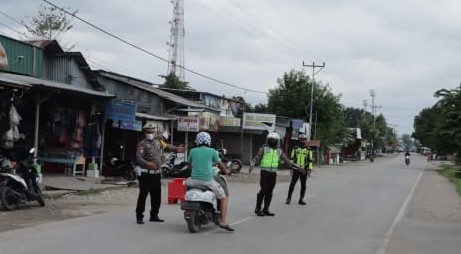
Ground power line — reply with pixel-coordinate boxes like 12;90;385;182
41;0;266;94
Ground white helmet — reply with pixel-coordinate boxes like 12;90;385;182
298;133;307;140
267;132;280;140
196;132;211;146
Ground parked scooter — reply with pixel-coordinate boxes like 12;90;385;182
102;157;137;181
160;152;191;178
180;168;229;233
217;148;242;173
0;148;45;211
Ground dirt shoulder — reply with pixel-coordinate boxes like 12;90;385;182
407;161;461;222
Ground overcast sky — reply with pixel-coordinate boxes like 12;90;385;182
2;0;461;136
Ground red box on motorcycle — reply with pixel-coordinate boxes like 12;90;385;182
168;178;186;204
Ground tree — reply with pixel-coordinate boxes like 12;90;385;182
22;4;77;40
267;69;348;146
413;84;461;162
159;73;191;90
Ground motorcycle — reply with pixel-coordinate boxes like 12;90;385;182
160;152;191;178
405;155;410;166
180;168;228;233
0;148;45;211
102;157;137;181
217;148;242;173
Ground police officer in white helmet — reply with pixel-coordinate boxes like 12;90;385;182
250;132;292;216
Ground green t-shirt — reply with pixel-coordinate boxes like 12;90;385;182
188;146;221;181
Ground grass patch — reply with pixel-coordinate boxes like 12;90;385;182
438;163;461;197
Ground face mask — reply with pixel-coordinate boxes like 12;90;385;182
146;133;154;140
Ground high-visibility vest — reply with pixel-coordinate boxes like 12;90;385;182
260;146;280;170
291;146;308;167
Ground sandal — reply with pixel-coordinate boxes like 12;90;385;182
218;224;235;231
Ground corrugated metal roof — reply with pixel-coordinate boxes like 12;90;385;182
136;112;177;121
95;70;216;111
0;72;114;97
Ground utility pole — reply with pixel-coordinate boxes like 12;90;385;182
369;89;382;152
302;61;325;141
167;0;185;81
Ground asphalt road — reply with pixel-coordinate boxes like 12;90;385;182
1;154;460;254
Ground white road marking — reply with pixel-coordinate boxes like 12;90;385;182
376;169;424;254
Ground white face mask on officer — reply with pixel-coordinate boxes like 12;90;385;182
146;133;154;140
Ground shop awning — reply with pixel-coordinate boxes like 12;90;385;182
0;72;115;98
136;112;177;121
307;140;321;148
0;72;32;89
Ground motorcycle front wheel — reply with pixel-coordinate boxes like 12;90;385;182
185;210;201;233
34;185;45;207
124;167;137;181
0;185;18;211
230;160;242;173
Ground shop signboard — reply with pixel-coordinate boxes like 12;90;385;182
177;117;199;132
105;100;137;122
242;112;276;131
220;116;241;127
0;41;8;69
119;120;142;131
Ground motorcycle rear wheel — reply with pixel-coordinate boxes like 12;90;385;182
0;186;18;211
186;211;201;233
124;170;137;181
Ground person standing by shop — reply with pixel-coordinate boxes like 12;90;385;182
135;123;184;224
285;134;311;205
250;132;293;217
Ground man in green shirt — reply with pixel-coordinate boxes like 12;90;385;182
186;132;234;231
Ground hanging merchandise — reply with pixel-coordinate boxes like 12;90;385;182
2;104;23;149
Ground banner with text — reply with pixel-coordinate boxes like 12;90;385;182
242;112;276;131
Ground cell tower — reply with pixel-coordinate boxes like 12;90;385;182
167;0;185;81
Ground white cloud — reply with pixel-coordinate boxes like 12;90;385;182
2;0;461;135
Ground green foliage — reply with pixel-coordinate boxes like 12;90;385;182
267;69;348;146
159;73;190;90
438;164;461;197
342;107;397;150
413;85;461;160
23;5;77;40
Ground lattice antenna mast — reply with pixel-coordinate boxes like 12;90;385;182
167;0;185;81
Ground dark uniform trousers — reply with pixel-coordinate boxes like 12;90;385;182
136;173;161;219
287;169;307;200
256;170;277;211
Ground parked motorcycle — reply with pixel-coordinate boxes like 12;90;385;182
405;155;410;166
0;148;45;211
217;148;242;173
180;168;229;233
160;152;190;178
102;157;137;181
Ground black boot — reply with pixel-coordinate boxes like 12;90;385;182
136;217;144;224
255;192;264;216
149;214;164;222
298;198;306;205
262;210;275;216
285;197;291;205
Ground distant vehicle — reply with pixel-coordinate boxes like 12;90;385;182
421;147;431;155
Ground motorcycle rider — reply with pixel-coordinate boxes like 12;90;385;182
286;133;311;205
185;131;234;231
250;132;292;217
135;123;184;224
